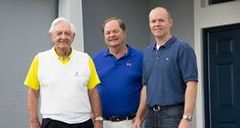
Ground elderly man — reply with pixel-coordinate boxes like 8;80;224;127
24;17;103;128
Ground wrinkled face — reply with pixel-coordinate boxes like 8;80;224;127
50;21;75;50
149;8;173;38
103;20;126;48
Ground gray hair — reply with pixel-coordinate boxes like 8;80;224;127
48;17;76;34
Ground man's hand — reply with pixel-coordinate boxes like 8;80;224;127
132;117;142;128
178;119;191;128
30;120;41;128
94;121;103;128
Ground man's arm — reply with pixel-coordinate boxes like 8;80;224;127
184;81;198;116
28;88;41;128
133;85;147;128
179;81;198;128
88;87;103;128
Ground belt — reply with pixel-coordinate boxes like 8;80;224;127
104;114;136;122
149;102;184;112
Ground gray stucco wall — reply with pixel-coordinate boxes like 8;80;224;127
82;0;150;56
150;0;194;47
0;0;58;127
0;0;195;127
82;0;194;56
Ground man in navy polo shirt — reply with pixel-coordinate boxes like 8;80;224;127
134;7;198;128
93;17;143;128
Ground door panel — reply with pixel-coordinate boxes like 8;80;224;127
204;24;240;128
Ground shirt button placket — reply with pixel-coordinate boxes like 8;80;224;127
156;51;159;60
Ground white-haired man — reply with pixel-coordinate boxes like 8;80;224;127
24;17;103;128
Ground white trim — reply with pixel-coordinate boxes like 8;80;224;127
58;0;84;51
194;0;240;128
194;1;205;128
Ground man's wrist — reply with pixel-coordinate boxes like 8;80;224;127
29;118;39;123
95;116;104;122
182;114;192;121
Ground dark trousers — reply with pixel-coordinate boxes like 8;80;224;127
42;118;93;128
144;105;183;128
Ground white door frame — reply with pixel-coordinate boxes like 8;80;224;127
194;1;240;128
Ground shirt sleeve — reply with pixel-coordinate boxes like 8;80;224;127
178;43;198;82
87;56;100;90
24;55;40;90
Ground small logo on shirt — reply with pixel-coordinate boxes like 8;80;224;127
74;72;81;77
126;62;132;67
165;58;169;61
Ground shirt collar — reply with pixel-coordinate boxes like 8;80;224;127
151;36;176;50
103;44;132;57
52;47;72;64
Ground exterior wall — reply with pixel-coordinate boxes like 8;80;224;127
0;0;58;128
150;0;194;47
194;1;240;128
82;0;150;56
2;0;238;127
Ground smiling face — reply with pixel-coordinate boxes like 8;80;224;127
50;21;75;53
103;20;126;48
149;7;173;39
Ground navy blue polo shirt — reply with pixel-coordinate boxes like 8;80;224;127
93;45;143;118
143;36;198;106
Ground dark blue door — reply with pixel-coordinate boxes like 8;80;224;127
203;24;240;128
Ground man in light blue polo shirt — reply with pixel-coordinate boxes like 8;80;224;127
93;17;143;128
134;7;198;128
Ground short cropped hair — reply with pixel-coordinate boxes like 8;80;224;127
48;17;76;34
149;7;173;20
101;17;126;33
